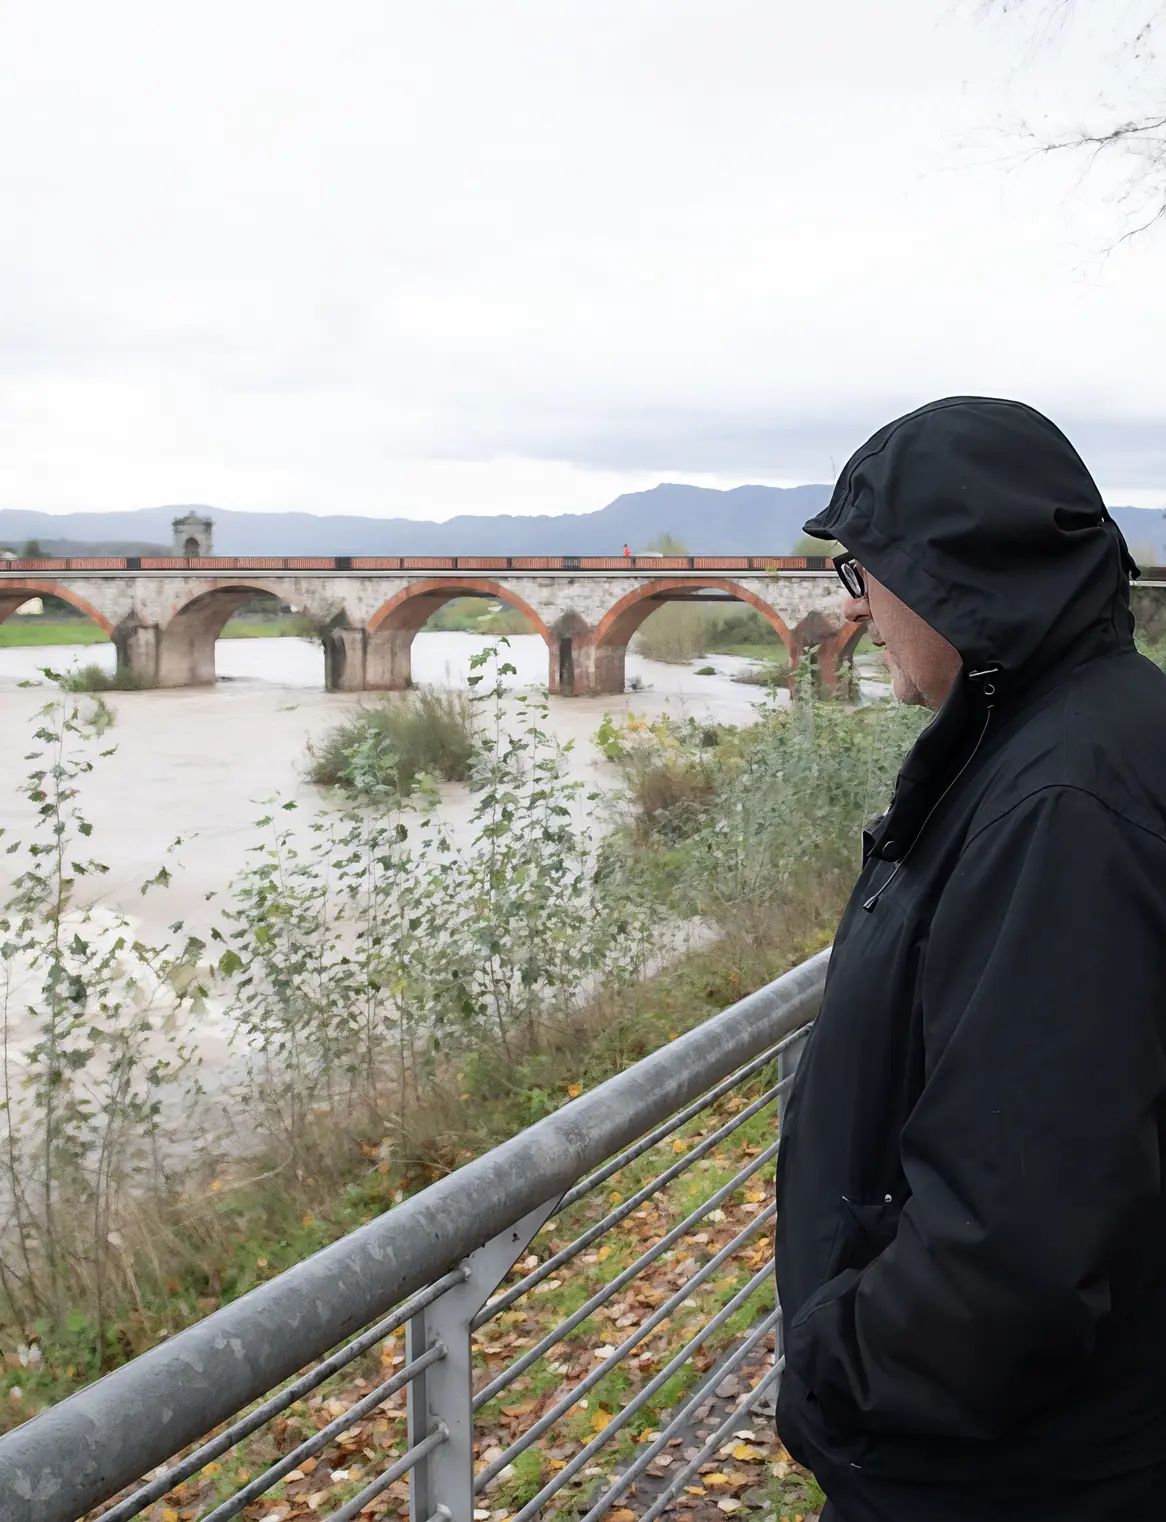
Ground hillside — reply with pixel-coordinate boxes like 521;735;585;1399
0;485;1162;559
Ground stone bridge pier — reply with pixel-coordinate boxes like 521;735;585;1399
0;560;858;696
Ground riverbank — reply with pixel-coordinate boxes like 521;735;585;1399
0;617;319;646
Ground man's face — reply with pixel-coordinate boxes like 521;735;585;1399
842;570;961;710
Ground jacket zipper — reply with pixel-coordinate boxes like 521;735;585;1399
862;667;999;912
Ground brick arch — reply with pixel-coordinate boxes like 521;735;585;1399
0;580;115;636
163;579;288;630
817;618;867;697
156;580;325;687
594;577;796;659
832;618;866;666
367;578;554;647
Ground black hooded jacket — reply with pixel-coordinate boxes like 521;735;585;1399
774;398;1166;1507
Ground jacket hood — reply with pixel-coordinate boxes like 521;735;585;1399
803;396;1137;686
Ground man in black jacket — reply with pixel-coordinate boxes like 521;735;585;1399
774;397;1166;1521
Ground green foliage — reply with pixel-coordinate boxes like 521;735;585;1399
421;595;533;635
1136;629;1166;671
57;663;152;692
229;646;653;1148
633;603;785;665
599;686;926;936
792;533;842;556
306;688;474;796
0;690;206;1339
639;532;689;555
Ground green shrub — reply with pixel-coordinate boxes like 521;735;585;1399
600;691;926;937
58;664;151;692
695;664;716;675
306;687;474;796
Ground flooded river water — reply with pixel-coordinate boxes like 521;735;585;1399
0;633;778;951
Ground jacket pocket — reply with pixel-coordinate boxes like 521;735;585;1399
839;1193;902;1263
809;1192;903;1295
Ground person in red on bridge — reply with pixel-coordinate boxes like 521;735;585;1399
623;543;631;557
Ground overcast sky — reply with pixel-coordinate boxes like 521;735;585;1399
2;0;1164;518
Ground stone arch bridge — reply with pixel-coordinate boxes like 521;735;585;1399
0;553;860;695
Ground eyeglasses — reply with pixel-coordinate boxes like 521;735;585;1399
833;552;866;600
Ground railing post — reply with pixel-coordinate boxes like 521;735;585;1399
408;1197;559;1522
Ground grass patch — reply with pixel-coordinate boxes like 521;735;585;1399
218;618;320;639
718;642;790;663
422;596;534;635
0;621;109;647
306;687;474;795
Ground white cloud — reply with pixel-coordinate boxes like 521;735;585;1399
0;0;1161;517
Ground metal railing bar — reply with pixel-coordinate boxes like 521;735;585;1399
317;1424;449;1522
506;1260;778;1522
476;1078;788;1327
580;1308;783;1522
473;1138;781;1409
557;1024;809;1211
475;1205;776;1489
196;1341;445;1522
639;1357;785;1522
95;1269;467;1522
0;950;826;1522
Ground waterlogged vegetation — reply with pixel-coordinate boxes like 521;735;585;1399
305;687;474;795
58;663;154;693
0;652;922;1520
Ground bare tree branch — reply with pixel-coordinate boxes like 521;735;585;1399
978;0;1166;238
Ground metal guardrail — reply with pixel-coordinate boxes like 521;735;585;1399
0;951;828;1522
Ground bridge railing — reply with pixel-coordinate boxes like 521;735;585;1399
0;952;828;1522
0;554;837;575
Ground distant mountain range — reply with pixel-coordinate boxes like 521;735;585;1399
1;484;1163;560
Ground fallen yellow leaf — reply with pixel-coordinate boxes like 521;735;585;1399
597;1244;614;1263
591;1409;613;1433
672;1138;688;1153
731;1443;763;1461
704;1473;731;1487
162;1511;179;1522
567;1084;582;1098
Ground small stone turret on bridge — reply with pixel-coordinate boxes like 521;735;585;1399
0;553;860;696
172;513;214;559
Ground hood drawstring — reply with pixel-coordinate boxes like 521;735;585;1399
862;666;1000;912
